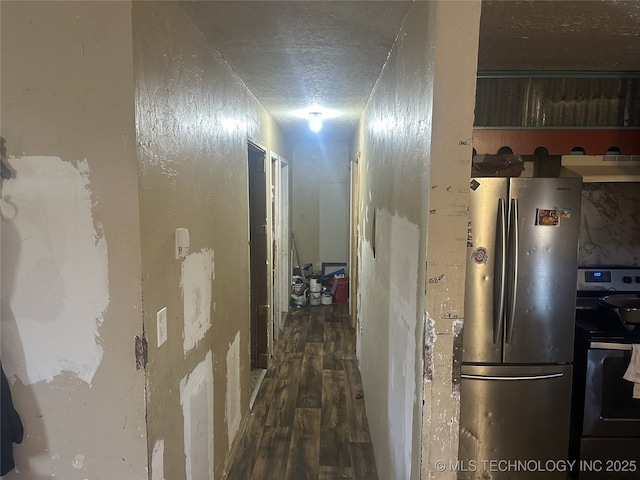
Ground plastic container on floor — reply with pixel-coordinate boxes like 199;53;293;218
309;291;321;306
321;290;332;305
328;278;349;303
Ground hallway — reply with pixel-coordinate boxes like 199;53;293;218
225;304;378;480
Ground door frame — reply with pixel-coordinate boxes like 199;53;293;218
349;151;361;329
270;151;290;340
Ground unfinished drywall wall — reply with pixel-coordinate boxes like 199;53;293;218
354;3;433;477
291;142;350;269
354;1;480;479
132;2;288;478
0;1;147;478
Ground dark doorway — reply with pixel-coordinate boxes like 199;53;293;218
248;143;269;370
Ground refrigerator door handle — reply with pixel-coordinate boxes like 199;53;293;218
493;198;507;344
461;373;564;381
590;341;633;351
505;197;518;344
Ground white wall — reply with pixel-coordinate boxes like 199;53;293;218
319;182;349;264
292;141;350;271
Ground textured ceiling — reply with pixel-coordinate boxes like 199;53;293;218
479;1;640;72
181;0;640;142
181;1;411;141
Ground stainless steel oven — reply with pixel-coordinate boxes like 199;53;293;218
581;342;640;437
570;268;640;479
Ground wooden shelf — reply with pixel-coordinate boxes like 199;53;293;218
472;128;640;156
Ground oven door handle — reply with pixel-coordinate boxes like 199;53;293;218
461;373;563;381
590;341;633;351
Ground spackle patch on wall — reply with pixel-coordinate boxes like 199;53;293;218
1;156;109;385
387;211;419;480
423;312;436;382
181;249;215;354
151;439;165;480
180;351;213;480
226;331;241;451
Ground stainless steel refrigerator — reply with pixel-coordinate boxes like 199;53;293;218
459;174;582;479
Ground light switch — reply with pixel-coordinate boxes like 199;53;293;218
157;307;167;347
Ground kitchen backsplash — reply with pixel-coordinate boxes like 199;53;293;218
579;183;640;266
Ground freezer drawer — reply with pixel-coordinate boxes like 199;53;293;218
458;364;573;480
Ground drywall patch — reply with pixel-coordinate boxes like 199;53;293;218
387;211;419;480
226;331;241;451
181;249;215;354
358;209;422;480
180;351;213;480
423;313;437;382
72;454;85;469
1;156;109;385
151;439;164;480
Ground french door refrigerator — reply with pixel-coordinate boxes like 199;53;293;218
459;174;582;479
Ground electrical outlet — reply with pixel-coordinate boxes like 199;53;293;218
157;307;167;347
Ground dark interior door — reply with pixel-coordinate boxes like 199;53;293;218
248;143;268;369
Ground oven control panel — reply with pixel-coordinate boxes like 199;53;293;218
577;267;640;293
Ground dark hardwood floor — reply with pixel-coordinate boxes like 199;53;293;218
225;303;378;480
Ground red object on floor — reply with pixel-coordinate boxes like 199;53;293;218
329;278;349;303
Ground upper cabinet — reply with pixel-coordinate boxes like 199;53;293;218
474;75;640;128
473;74;640;159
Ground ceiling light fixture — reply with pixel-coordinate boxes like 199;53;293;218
292;105;339;134
309;112;323;133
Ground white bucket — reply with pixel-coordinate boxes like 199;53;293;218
310;277;321;292
310;291;321;306
321;291;332;305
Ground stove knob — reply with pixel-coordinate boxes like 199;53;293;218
636;276;640;283
623;276;633;283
